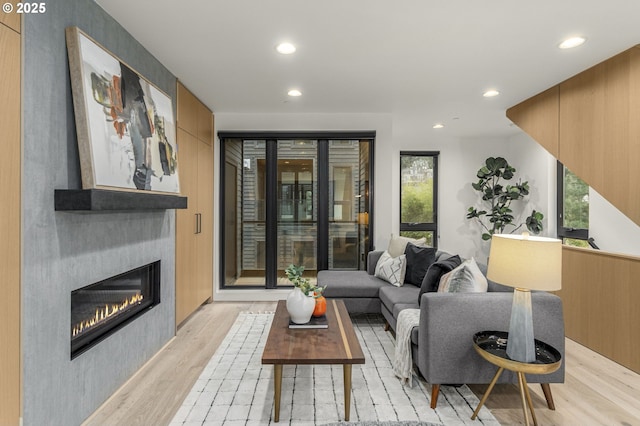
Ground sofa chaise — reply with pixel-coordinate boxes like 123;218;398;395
318;249;565;409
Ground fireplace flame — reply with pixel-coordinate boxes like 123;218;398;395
72;293;144;338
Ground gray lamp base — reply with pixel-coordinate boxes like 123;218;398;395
507;288;536;362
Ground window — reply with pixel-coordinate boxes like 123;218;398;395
400;152;438;247
557;162;590;247
219;132;374;288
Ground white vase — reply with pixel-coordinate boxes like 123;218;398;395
286;287;316;324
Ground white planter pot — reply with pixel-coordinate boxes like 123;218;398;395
286;287;316;324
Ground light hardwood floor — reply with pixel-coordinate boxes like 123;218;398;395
84;301;640;425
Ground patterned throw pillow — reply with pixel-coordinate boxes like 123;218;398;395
438;258;488;293
375;251;407;287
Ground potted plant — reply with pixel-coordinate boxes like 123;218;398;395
466;157;544;241
284;264;325;324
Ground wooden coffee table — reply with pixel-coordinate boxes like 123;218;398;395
262;299;365;422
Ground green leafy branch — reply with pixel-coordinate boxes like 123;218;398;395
285;264;324;297
466;157;544;241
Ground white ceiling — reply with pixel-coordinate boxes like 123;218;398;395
96;0;640;138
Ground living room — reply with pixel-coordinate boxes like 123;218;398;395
2;0;640;425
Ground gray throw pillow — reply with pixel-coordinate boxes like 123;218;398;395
418;255;462;305
403;243;437;285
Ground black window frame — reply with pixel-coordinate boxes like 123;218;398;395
218;131;375;289
399;151;439;248
557;161;589;241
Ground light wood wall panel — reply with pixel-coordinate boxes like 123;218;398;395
558;45;640;227
0;1;20;33
506;86;559;157
559;246;640;373
508;45;640;228
0;21;21;425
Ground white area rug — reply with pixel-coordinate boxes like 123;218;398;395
170;312;499;426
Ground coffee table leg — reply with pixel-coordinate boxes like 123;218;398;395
274;364;282;422
343;364;352;421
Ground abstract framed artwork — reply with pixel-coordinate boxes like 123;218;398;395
65;26;180;194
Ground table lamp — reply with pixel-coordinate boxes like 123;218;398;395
487;233;562;362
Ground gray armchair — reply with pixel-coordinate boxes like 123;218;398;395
416;290;565;408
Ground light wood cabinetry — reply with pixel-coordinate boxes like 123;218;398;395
506;86;559;157
559;246;640;374
0;19;21;425
175;82;214;326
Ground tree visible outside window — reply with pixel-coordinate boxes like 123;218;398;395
557;162;589;247
400;152;438;247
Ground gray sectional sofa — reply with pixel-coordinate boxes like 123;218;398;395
317;249;565;409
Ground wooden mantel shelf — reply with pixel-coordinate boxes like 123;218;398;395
54;189;187;211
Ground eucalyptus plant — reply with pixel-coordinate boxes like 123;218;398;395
285;264;324;297
466;157;544;241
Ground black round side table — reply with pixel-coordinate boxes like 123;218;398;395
470;331;562;426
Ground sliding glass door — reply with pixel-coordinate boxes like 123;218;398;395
277;140;318;282
220;133;374;289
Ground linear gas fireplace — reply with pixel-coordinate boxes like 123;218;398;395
71;261;161;359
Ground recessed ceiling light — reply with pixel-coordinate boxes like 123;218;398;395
288;89;302;97
483;90;500;98
276;42;296;54
433;123;444;129
559;37;586;49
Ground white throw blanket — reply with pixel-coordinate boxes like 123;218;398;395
392;308;421;387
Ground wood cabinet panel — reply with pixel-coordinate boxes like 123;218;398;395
196;140;214;304
197;102;213;146
559;246;640;373
175;83;214;327
177;82;197;136
0;1;21;33
175;129;199;325
506;86;559;157
0;23;20;425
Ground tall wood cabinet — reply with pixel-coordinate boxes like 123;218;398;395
176;82;214;326
0;7;21;424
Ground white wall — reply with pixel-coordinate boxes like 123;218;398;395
589;188;640;256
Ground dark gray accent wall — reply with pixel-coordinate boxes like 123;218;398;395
23;1;177;424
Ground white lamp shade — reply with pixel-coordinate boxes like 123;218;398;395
487;233;562;291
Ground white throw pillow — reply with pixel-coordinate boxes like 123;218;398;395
375;251;407;287
438;258;488;293
387;234;427;258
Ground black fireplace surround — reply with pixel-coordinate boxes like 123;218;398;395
71;261;161;359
